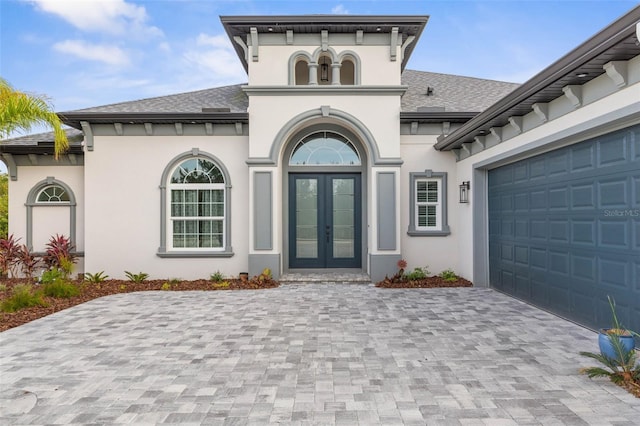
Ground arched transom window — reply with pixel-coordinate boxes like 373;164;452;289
36;185;71;203
290;131;361;166
169;158;225;249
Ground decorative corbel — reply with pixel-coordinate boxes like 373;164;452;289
321;105;330;117
175;123;183;135
68;154;77;165
250;27;259;62
235;122;243;135
144;122;153;136
356;30;363;45
233;36;249;63
401;35;415;62
473;135;486;149
562;85;582;108
532;103;548;123
508;116;523;134
452;149;461;161
489;127;502;143
321;30;328;51
2;153;17;181
603;61;627;87
114;123;124;136
461;143;472;156
28;154;38;166
80;121;94;151
410;122;418;135
390;27;399;61
286;30;293;45
442;121;451;135
205;123;213;135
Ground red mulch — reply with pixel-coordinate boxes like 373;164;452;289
0;277;278;332
375;275;473;288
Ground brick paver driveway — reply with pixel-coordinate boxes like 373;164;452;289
1;285;639;425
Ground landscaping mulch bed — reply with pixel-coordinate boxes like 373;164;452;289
375;275;473;288
0;278;278;332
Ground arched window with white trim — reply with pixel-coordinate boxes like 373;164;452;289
158;151;233;257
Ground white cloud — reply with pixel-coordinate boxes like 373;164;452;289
53;40;130;66
182;33;245;81
27;0;163;38
331;4;349;14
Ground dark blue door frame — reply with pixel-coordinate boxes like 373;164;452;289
289;173;361;268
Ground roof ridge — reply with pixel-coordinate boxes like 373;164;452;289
403;69;520;85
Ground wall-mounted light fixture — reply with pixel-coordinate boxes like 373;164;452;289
320;56;330;82
459;181;470;203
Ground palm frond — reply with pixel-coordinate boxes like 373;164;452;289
0;77;68;158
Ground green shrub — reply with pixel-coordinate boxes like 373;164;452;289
406;267;429;281
1;284;47;312
167;278;181;284
84;271;109;283
161;282;171;290
40;268;65;284
440;269;458;282
210;271;224;282
42;279;80;298
124;271;149;283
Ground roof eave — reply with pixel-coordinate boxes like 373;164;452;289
221;15;429;73
61;112;250;130
434;5;640;151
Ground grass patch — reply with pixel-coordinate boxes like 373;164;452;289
1;284;47;312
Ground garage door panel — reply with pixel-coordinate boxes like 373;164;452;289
599;219;629;248
570;142;596;172
571;254;595;281
548;151;570;177
598;178;628;208
598;256;629;288
488;124;639;331
571;219;596;245
571;183;595;209
598;133;627;167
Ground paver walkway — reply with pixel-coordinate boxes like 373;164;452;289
1;285;639;425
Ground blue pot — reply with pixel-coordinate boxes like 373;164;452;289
598;329;635;360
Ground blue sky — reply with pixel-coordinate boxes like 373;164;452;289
1;0;638;115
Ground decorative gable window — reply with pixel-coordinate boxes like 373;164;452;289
408;171;450;236
158;150;233;257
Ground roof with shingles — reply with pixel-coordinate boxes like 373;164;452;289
62;70;518;115
0;128;83;147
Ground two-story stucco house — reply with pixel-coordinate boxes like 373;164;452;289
2;8;639;333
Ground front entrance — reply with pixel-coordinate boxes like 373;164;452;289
289;173;361;268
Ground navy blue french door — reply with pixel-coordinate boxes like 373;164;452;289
289;173;361;268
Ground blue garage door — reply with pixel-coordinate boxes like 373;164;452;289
488;124;640;333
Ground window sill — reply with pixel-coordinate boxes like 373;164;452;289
156;250;234;258
407;227;450;237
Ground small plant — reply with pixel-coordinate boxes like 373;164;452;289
161;282;172;291
84;271;109;283
167;278;181;285
397;259;407;276
256;267;273;282
42;279;80;298
124;271;149;283
0;283;7;292
119;284;127;291
580;334;640;393
210;271;225;282
17;244;41;280
0;234;22;277
406;267;428;281
43;234;77;272
40;268;66;284
439;269;458;282
1;284;47;312
213;281;230;289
